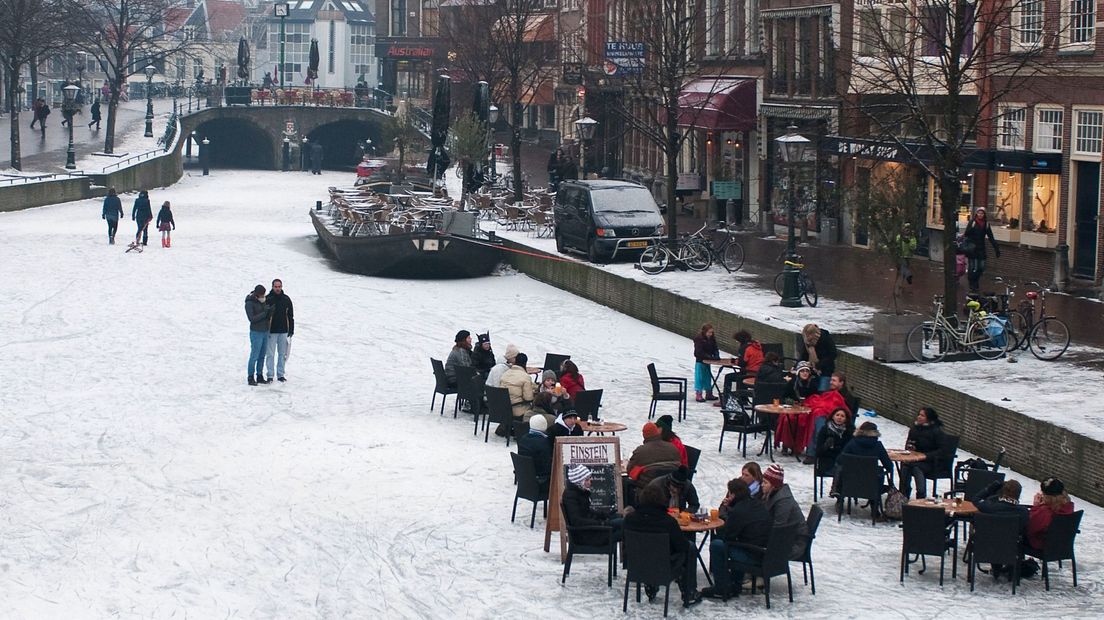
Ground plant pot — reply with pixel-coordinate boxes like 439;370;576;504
991;225;1019;243
873;311;925;363
1021;230;1057;248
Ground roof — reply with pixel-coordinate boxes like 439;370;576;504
205;0;248;35
276;0;375;23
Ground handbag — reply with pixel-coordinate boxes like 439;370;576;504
883;487;906;520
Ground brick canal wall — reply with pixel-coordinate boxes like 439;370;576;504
502;240;1103;506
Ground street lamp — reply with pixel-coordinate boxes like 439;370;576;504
144;64;156;137
62;84;79;169
575;116;598;179
283;136;291;171
488;104;499;182
201;137;210;175
301;136;309;171
275;3;290;86
76;51;87;100
775;125;811;308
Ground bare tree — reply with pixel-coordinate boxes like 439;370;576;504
0;0;80;169
381;101;427;184
72;0;204;154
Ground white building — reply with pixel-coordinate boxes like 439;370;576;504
254;0;378;89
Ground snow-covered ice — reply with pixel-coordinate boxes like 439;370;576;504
0;170;1101;618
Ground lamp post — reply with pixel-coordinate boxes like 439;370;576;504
275;3;290;86
283;136;290;171
488;104;499;183
301;136;309;171
201;137;210;175
62;84;79;169
143;64;156;137
76;51;87;100
775;125;811;308
574;116;598;179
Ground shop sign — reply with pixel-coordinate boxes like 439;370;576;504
385;46;434;58
711;180;742;199
677;172;702;191
604;42;645;76
563;63;584;85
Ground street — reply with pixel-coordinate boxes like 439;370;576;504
1;99;150;171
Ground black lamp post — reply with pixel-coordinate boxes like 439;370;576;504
201;137;210;175
488;104;499;182
775;125;811;308
301;136;309;171
575;116;598;178
283;137;291;171
143;64;156;137
63;84;79;169
76;51;86;100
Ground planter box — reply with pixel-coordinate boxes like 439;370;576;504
873;312;925;363
1021;230;1057;248
991;225;1020;243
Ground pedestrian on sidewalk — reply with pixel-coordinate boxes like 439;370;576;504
962;207;1001;293
88;99;101;130
101;187;123;244
156;201;175;247
245;284;273;386
547;148;563;191
693;323;719;402
264;278;294;383
35;100;50;133
132;190;153;246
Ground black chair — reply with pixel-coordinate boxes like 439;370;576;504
718;403;773;460
512;420;530;444
684;445;702;481
1024;510;1083;591
484;386;515;446
729;523;799;609
969;513;1023;594
573;389;603;421
949;468;1005;500
900;504;955;586
798;505;824;594
455;368;485;432
647;363;687;422
622;531;677;617
543;353;570;374
561;499;618;587
509;452;548;529
836;455;884;525
929;434;960;496
430;358;458;416
761;343;785;359
812;455;835;502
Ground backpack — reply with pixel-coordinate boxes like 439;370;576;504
883;487;906;520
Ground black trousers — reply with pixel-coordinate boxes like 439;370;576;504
106;218;119;240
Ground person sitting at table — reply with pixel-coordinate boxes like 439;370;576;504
548;409;584;440
755;352;786;384
720;330;763;406
798;323;838;392
517;415;552;491
838;421;894;513
761;464;808;561
562;465;622;545
530;369;567;418
1026;477;1075;555
798;372;852;461
470;332;496;378
444;330;473;388
624;478;702;607
485;343;519;388
898;407;947;500
627;422;682;487
968;478;1027;581
496;352;534;436
644;465;701;514
791;362;819;400
815;408;853;497
693;323;721;402
558;360;586;403
655;414;688;467
739;462;765;501
702;478;771;600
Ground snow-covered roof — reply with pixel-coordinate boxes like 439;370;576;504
275;0;375;23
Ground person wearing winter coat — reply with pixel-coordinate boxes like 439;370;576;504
839;421;894;486
310;141;324;174
558;360;586;402
755;352;787;385
264;278;295;383
798;372;852;459
499;352;535;421
517;415;552;491
562;465;620;546
739;462;765;501
547;148;563;191
627;422;682;486
898;407;947;499
132;190;153;246
816;408;853;480
962;207;1001;292
644;466;700;513
655;414;688;467
625;481;702;608
245;285;273;386
101;187;123;244
791;361;819;400
761;464;808;560
547;410;584;441
1026;477;1075;553
970;479;1029;579
469;333;496;378
444;330;473;387
531;369;567;418
799;323;838;390
155;201;175;248
88;99;101;130
703;478;771;600
693;323;721;402
721;330;762;400
485;343;519;388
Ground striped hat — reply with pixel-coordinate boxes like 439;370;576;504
764;463;785;487
567;464;592;486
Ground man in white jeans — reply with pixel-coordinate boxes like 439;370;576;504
264;279;295;382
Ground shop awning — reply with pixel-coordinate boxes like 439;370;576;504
821;135;1063;174
677;78;756;131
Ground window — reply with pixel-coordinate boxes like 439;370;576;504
270;22;311;80
858;7;905;55
1069;0;1095;45
391;0;407;37
349;23;375;78
1035;108;1064;152
328;21;336;74
998;106;1026;150
1074;109;1103;155
921;6;947;55
1017;0;1043;46
726;0;746;55
707;0;724;56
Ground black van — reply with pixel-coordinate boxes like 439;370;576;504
553;180;664;262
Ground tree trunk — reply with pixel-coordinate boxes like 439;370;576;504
7;59;21;170
397;142;406;184
104;80;120;154
511;100;523;204
939;171;962;315
665;114;679;241
29;57;37;108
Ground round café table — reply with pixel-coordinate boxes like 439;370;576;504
679;517;724;586
754;404;812;460
887;449;927;486
580;420;627;436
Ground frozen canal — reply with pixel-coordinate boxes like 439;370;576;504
0;170;1100;618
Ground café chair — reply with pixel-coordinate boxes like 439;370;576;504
455;368;484;430
900;504;956;586
509;452;548;529
929;435;960;496
968;513;1023;594
560;500;618;587
946;468;1005;500
646;363;687;422
430;358;458;416
728;523;799;609
812;455;834;502
684;445;702;481
573;389;603;421
512;419;530;445
797;505;824;595
542;353;571;374
718;404;773;460
835;455;884;526
622;531;676;617
484;386;515;446
1023;510;1083;591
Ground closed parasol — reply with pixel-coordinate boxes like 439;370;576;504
307;39;320;84
236;37;250;81
426;75;451;178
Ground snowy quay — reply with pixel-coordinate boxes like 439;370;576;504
495;234;1104;509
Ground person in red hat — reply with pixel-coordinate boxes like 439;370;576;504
761;464;808;560
627;422;681;487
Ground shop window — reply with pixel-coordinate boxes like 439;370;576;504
1074;109;1103;156
993;171;1025;227
927;174;973;227
542;105;555;128
1035;107;1064;152
1026;174;1060;232
998;106;1026;150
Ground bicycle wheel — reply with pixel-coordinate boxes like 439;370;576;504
801;274;818;307
684;241;712;271
638;246;669;275
1005;310;1030;350
773;272;785;297
721;240;745;272
968;316;1010;360
1027;317;1071;361
906;322;949;363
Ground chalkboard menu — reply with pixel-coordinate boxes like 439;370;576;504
544;436;624;560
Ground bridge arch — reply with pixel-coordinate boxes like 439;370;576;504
190;117;275;169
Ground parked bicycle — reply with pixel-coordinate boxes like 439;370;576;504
686;222;745;272
772;255;818;307
906;295;1012;362
1003;280;1070;360
638;236;711;274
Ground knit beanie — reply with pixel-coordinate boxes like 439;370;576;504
642;422;661;440
454;330;470;343
504;343;519;363
529;416;549;433
567;464;592;486
542;369;557;383
1042;477;1065;496
764;463;785;487
655;415;674;432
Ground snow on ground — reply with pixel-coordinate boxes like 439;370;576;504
71;106;174;173
0;170;1101;618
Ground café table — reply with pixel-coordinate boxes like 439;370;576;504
887;449;927;486
580;420;627;436
905;498;979;579
680;517;725;586
753;403;812;461
703;359;740;396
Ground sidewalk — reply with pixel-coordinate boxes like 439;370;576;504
1;99;152;172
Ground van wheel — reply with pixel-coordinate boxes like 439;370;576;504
555;230;566;253
587;237;606;263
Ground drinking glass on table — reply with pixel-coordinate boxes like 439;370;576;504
906;440;916;451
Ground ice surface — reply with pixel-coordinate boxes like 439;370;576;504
0;170;1100;618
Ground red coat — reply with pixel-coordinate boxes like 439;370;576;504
741;341;764;373
669;435;688;467
775;389;850;454
560;372;585;401
1027;500;1075;551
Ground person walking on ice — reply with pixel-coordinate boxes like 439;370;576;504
132;190;153;246
102;187;123;244
156;201;175;247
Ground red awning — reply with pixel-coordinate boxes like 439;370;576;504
677;78;756;131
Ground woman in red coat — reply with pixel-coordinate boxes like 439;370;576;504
777;372;850;456
559;359;586;402
1026;477;1075;552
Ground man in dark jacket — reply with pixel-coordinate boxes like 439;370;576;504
518;416;552;491
627;422;682;487
264;278;295;383
702;478;770;599
970;478;1028;579
644;466;700;514
102;187;123;244
799;323;838;391
470;333;496;377
245;285;273;386
625;481;702;607
132;190;153;245
761;464;808;561
310;141;324;174
561;464;620;546
899;407;947;499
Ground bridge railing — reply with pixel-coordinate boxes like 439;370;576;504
0;172;86;187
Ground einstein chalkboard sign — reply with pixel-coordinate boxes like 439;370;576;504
544;436;624;561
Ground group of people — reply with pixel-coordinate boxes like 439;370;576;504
546;147;579;192
101;188;175;247
244;279;295;386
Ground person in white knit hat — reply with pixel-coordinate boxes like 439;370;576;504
485;343;520;388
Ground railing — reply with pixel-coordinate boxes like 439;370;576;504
0;172;86;186
99;147;170;173
410;105;433;138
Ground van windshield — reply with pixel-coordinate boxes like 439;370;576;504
589;186;658;214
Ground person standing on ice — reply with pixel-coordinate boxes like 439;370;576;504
310;141;323;175
264;278;294;383
132;190;153;246
101;187;123;244
156;201;175;248
245;285;273;386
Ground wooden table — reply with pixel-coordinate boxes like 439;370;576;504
580;420;627;436
703;359;740;395
754;404;812;461
888;449;927;464
680;517;725;585
908;498;979;518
